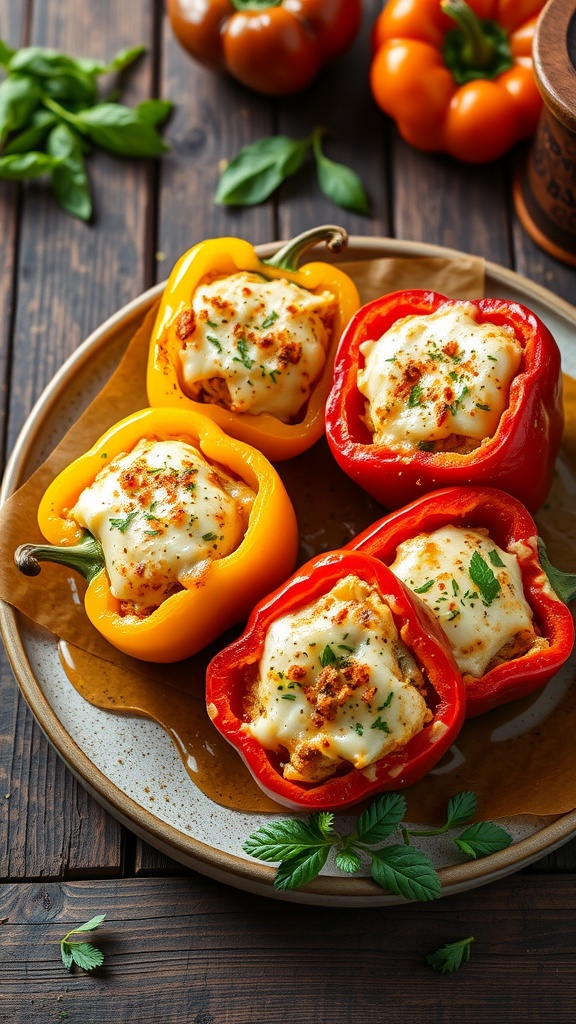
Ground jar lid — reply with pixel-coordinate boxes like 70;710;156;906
533;0;576;134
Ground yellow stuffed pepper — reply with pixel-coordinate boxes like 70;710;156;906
15;407;299;663
147;226;360;461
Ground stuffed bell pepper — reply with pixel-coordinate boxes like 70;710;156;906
15;407;299;663
206;548;466;810
147;225;361;462
325;289;564;512
349;486;576;717
370;0;545;163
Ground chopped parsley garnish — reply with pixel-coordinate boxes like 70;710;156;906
206;334;223;352
448;385;469;416
320;644;337;667
377;693;393;711
414;579;435;594
206;319;218;328
261;310;279;329
408;383;424;407
476;402;491;411
233;337;254;369
109;510;139;533
281;694;297;701
268;368;281;383
447;608;460;620
468;551;501;605
371;717;391;733
354;723;364;736
488;548;505;568
202;532;218;542
417;440;434;452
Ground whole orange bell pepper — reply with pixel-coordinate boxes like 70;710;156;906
370;0;545;163
167;0;362;96
15;407;299;663
147;225;360;462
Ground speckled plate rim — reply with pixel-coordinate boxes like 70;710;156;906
2;236;576;907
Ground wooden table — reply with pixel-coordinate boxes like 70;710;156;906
2;1;576;1019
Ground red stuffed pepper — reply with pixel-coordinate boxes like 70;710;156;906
325;289;564;512
206;549;465;811
349;486;576;717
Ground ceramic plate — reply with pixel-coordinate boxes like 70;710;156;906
2;237;576;907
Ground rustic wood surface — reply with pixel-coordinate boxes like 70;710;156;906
1;0;576;1019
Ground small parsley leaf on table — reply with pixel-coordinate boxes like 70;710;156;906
59;914;106;972
426;936;474;974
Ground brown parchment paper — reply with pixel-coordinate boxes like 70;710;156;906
2;253;576;823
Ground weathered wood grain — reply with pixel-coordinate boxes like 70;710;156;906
1;875;576;1022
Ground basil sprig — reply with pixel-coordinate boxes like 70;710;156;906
243;790;512;897
0;40;172;220
216;125;370;215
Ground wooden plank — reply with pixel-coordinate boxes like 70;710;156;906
156;14;275;274
391;137;512;264
1;875;576;1021
0;0;165;880
276;0;390;241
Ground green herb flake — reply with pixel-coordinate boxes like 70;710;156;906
488;548;505;568
468;550;501;605
408;383;424;408
377;693;393;711
233;337;254;369
109;510;139;533
319;644;336;668
206;334;222;352
475;402;490;411
370;717;391;733
202;532;218;542
261;310;279;329
414;579;435;594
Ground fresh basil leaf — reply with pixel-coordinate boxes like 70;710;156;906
369;845;442;901
468;550;501;605
0;150;62;179
243;816;333;862
47;123;92;220
135;98;173;126
536;536;576;605
75;102;169;156
8;48;99;105
452;821;512;860
313;143;370;215
0;74;42;141
2;108;57;154
0;39;16;66
335;849;362;874
445;790;477;829
356;793;407;845
274;846;330;891
215;135;310;206
105;45;146;73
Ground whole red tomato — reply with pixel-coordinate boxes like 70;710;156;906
167;0;362;96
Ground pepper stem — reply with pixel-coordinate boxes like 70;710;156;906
15;531;105;585
537;538;576;605
264;225;348;272
441;0;513;85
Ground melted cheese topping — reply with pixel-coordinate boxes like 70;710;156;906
389;525;537;678
70;437;255;616
176;272;337;422
357;304;523;450
244;575;430;784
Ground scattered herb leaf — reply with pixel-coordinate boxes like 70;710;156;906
243;791;512;897
469;551;501;605
59;914;106;972
215;125;369;215
0;40;172;219
426;936;474;974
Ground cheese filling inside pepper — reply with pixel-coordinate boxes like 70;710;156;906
243;574;431;784
176;271;337;422
389;525;548;679
70;437;255;616
357;305;523;452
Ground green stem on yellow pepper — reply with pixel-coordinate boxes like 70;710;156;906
15;531;104;584
264;224;348;273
